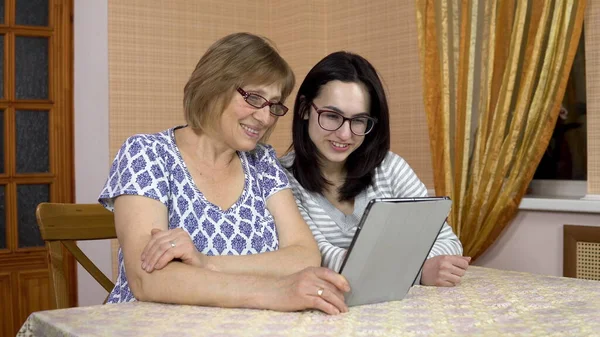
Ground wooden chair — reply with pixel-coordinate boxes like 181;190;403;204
36;203;116;308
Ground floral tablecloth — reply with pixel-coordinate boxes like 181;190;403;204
17;266;600;336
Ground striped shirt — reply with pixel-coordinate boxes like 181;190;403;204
279;151;463;273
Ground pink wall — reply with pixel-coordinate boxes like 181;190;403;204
476;211;600;276
74;0;112;306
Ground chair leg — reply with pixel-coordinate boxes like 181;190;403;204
47;241;70;309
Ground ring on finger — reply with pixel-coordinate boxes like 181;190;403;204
170;240;176;249
317;288;324;297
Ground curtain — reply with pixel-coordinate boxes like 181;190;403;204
416;0;586;259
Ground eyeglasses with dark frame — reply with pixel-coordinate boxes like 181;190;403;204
237;88;289;117
311;102;377;136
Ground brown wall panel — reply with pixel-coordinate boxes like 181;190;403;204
17;270;52;326
0;273;14;337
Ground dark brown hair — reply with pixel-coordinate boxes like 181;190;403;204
287;51;390;201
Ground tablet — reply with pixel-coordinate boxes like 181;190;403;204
339;197;452;307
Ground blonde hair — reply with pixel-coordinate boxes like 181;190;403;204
183;32;295;140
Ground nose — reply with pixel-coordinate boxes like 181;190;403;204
336;120;352;140
254;105;273;125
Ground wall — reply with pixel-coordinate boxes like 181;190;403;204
325;1;431;185
267;1;327;155
74;0;112;306
266;1;432;183
476;211;600;276
108;0;270;159
585;0;600;194
107;0;433;186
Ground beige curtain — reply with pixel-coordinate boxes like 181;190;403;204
416;0;586;260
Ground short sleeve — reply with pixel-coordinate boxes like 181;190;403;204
253;144;290;200
98;135;170;211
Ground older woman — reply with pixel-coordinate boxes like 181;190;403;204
99;33;349;315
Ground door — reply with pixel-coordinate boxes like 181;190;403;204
0;0;74;335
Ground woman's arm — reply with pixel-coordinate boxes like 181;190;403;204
428;221;463;257
139;190;322;277
144;190;346;274
116;194;349;313
203;189;321;276
115;195;268;306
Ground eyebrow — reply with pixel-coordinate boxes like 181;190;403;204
248;88;282;102
323;105;370;117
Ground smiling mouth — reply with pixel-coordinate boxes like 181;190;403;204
241;124;260;136
331;141;349;148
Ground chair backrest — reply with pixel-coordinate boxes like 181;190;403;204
36;203;116;308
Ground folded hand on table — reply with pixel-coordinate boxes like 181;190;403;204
421;255;471;287
140;229;350;315
141;228;215;273
266;266;350;315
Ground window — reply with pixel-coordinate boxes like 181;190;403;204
529;30;587;197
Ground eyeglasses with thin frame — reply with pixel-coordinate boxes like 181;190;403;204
311;102;377;136
237;88;289;117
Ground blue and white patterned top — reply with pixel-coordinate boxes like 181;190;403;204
98;126;290;303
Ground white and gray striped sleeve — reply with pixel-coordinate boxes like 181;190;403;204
295;201;346;271
385;153;463;257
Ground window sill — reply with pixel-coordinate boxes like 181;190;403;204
519;195;600;214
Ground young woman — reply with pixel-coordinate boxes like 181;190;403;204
99;33;349;315
280;51;469;287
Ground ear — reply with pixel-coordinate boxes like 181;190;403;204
299;96;310;120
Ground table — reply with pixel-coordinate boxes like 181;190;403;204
17;266;600;336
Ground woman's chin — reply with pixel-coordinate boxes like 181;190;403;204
320;150;352;165
235;139;260;152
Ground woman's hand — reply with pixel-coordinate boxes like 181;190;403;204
141;228;213;272
421;255;471;286
265;267;351;315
